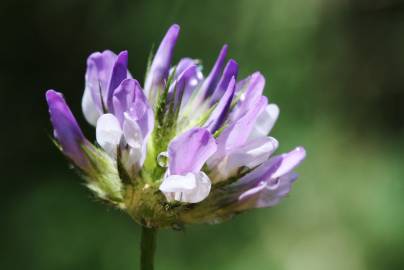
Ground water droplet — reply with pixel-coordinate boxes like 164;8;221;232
157;152;169;167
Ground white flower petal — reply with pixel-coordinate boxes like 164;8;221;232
82;87;102;126
122;113;143;149
96;113;122;157
159;172;211;203
122;113;146;166
249;103;279;140
120;146;144;174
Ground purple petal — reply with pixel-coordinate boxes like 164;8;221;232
199;45;228;99
204;77;236;133
235;147;306;209
112;79;154;139
215;96;268;158
210;136;278;175
172;58;204;106
168;128;217;175
83;50;117;124
46;90;89;170
271;147;306;179
175;58;195;78
234;155;283;190
235;75;250;93
236;147;306;191
106;51;129;111
168;64;199;110
112;79;139;123
210;59;238;104
144;24;180;100
231;72;265;121
239;172;299;209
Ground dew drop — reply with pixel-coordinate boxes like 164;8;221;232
157;152;169;167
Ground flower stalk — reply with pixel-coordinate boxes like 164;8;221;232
140;226;157;270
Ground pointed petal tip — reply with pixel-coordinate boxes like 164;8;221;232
253;71;265;81
292;146;306;158
169;24;180;32
165;24;180;41
220;44;228;57
296;147;307;162
271;146;306;179
228;59;238;66
45;89;61;101
225;60;239;77
46;89;90;170
116;50;129;62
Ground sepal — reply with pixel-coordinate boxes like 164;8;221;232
81;144;125;207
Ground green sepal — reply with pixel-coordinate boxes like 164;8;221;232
81;144;124;207
143;68;178;180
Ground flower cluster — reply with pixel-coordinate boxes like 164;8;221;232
46;24;305;228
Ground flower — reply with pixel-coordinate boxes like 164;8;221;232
45;24;306;228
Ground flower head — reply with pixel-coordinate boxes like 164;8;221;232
46;24;306;228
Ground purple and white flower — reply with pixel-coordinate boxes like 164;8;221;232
45;24;305;227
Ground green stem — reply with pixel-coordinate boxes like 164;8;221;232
140;226;157;270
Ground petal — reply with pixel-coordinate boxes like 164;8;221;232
111;79;140;123
173;58;204;106
210;59;238;104
204;76;236;133
232;155;283;190
159;172;211;203
83;50;117;125
234;147;306;191
215;96;267;158
122;113;143;149
235;75;251;93
231;72;265;121
144;24;180;101
112;79;154;139
169;64;199;110
46;90;89;170
248;103;279;140
232;147;306;210
106;51;129;110
238;172;298;209
174;58;195;78
199;45;228;99
211;137;278;180
122;113;147;166
168;128;217;175
96;113;122;157
82;86;102;126
271;147;306;179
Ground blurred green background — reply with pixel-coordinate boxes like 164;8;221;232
1;0;404;269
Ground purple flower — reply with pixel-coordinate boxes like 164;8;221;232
144;24;180;103
46;90;90;170
159;128;217;203
45;24;305;227
82;50;131;126
236;147;306;209
95;78;154;170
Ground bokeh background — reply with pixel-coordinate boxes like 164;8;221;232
1;0;404;269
